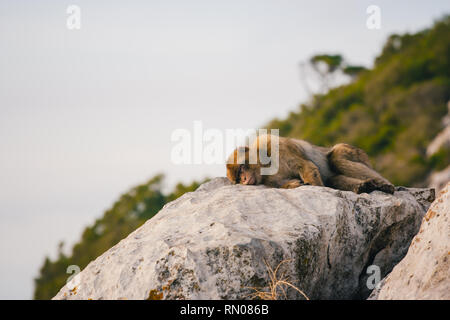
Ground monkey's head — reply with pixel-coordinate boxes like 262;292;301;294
226;146;262;185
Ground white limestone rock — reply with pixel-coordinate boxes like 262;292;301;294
372;182;449;300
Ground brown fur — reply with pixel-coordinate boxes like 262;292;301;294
226;135;395;194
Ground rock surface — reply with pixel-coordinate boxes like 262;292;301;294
371;182;449;300
428;165;450;193
53;178;435;300
426;101;450;157
426;101;450;192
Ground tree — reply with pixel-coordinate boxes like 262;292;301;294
300;54;367;95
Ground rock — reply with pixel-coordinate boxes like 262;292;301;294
426;101;450;157
426;100;450;192
428;165;450;193
371;182;450;300
53;178;434;300
426;126;450;157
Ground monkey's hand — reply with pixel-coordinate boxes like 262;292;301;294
281;180;304;189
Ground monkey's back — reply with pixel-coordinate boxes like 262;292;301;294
253;134;333;183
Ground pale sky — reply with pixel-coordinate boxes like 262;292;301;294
1;0;449;299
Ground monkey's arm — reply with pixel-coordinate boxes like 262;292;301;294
298;160;324;186
281;179;304;189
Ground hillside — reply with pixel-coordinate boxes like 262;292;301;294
268;16;450;187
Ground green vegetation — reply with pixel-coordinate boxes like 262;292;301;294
33;175;207;299
268;16;450;186
310;53;367;77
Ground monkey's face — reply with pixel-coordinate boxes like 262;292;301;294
226;147;262;185
226;164;262;185
226;164;258;185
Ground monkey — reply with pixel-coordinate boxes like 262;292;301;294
226;134;395;194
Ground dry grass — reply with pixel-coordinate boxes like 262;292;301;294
247;259;309;300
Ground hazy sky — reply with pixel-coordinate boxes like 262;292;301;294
1;0;449;299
